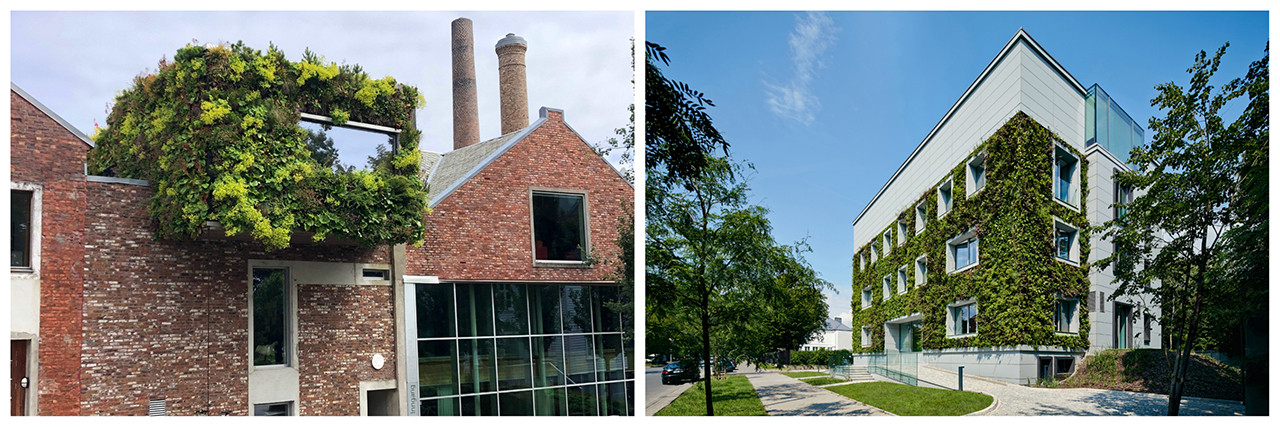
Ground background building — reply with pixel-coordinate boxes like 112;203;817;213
799;318;853;351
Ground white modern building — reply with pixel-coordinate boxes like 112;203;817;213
849;29;1161;385
800;318;854;351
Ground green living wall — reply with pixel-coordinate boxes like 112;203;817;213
89;42;427;250
850;112;1091;352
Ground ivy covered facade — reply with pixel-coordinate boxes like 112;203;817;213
849;29;1160;385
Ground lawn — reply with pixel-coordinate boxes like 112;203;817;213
826;381;992;416
654;375;768;416
800;376;847;386
781;371;828;379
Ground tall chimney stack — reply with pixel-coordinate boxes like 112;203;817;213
496;33;529;134
451;18;479;150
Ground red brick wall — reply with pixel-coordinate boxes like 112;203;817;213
297;284;397;416
408;110;633;282
83;180;393;415
10;90;89;416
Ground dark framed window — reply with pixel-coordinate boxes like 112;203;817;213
252;268;289;366
531;192;587;262
253;402;292;416
11;190;32;269
953;237;978;270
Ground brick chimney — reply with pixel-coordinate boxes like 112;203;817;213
451;17;479;150
496;33;529;134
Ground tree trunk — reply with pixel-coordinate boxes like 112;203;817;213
701;284;714;416
1167;275;1206;415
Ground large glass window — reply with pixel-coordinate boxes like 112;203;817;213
11;190;32;269
412;282;630;416
1055;299;1078;334
950;234;979;272
252;268;288;366
532;192;587;262
1054;147;1078;205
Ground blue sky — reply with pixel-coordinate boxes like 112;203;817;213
10;11;633;169
646;11;1268;324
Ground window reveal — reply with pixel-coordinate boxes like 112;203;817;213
532;192;587;262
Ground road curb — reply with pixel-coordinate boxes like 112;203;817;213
964;391;999;416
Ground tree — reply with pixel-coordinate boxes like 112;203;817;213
645;42;729;183
1097;42;1268;416
304;128;340;170
647;156;831;415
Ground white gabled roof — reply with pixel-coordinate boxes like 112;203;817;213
11;82;95;148
851;29;1086;227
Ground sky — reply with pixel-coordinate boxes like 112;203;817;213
646;11;1269;328
10;11;634;170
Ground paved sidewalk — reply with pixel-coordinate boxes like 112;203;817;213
917;366;1244;416
743;371;891;416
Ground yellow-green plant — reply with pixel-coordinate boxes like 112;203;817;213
89;42;428;250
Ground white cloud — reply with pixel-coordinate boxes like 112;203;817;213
763;12;839;126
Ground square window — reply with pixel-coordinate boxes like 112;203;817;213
915;255;927;286
897;265;908;294
967;151;987;196
882;275;892;301
532;191;588;262
252;268;290;367
1054;146;1080;208
1055;298;1079;334
947;229;979;273
949;301;978;336
861;287;872;309
937;178;954;217
915;201;927;235
1053;219;1080;265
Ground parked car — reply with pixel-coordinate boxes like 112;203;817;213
661;361;700;385
717;357;736;372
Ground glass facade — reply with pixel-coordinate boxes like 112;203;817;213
413;283;633;416
1086;84;1145;168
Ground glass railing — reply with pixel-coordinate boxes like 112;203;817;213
1086;84;1144;169
852;351;918;386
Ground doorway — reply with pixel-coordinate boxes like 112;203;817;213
1114;303;1133;349
11;340;29;416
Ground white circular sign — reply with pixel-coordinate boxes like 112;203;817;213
372;353;385;370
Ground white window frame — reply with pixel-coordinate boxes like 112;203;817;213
946;228;980;274
1053;218;1081;266
1053;144;1081;211
947;299;979;338
1054;296;1080;335
861;326;872;348
10;182;42;276
882;275;892;301
883;229;893;254
915;255;928;286
937;177;954;218
897;265;908;295
966;151;988;196
897;221;908;246
915;201;927;235
861;286;873;309
871;245;879;264
859;253;866;271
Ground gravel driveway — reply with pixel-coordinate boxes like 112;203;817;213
917;365;1244;416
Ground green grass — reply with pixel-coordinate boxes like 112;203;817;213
781;371;827;379
654;375;768;416
800;376;847;386
826;381;993;416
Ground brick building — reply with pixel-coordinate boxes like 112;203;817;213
9;19;633;416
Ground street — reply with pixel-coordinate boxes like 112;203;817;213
644;365;694;416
